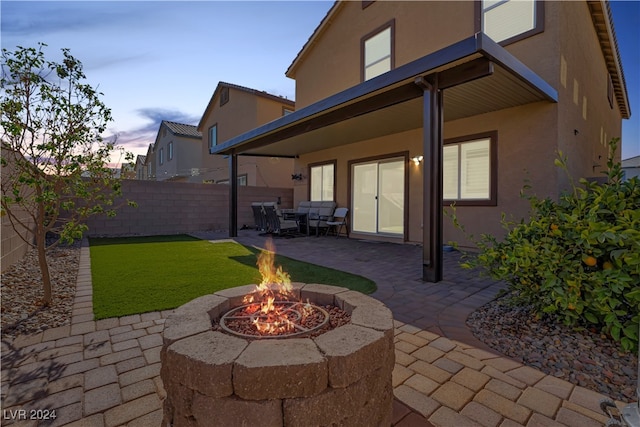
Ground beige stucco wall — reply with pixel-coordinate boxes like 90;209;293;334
295;100;558;247
291;1;475;108
554;0;623;193
198;87;295;187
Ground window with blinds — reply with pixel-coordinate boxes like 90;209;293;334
310;162;335;201
443;136;494;204
482;0;541;44
362;21;394;81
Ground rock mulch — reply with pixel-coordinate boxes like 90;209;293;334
467;292;638;402
1;243;80;340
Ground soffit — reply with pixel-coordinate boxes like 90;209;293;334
243;65;549;157
214;34;557;158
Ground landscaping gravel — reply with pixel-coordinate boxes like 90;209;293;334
1;243;80;341
467;292;638;402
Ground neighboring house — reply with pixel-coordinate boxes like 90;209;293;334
622;155;640;180
197;82;295;187
212;0;630;281
154;121;202;182
120;163;135;179
134;155;147;180
144;143;156;180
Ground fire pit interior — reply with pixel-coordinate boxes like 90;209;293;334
160;241;394;427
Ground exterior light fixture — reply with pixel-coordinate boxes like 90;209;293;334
411;155;423;165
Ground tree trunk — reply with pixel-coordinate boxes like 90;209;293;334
35;229;53;307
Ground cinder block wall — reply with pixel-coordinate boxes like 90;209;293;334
84;180;294;237
1;208;34;272
1;150;35;272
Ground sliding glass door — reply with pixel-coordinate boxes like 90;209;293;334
352;157;405;236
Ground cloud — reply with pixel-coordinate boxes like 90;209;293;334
1;2;140;37
107;108;200;153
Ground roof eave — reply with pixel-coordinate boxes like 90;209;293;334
588;0;631;119
286;1;342;79
212;33;557;157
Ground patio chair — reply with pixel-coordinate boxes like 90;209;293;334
263;204;299;236
252;202;267;231
325;207;349;238
308;201;336;236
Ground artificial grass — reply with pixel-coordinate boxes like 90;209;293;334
88;235;376;319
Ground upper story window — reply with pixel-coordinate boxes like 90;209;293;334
309;161;335;201
443;132;497;206
607;73;614;109
283;107;294;116
220;87;229;106
208;124;218;152
362;20;395;81
159;148;164;165
168;142;174;161
479;0;543;45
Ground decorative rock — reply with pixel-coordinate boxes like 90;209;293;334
467;291;638;402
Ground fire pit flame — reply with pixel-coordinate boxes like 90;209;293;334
232;238;322;337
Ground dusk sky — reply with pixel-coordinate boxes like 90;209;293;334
2;1;639;161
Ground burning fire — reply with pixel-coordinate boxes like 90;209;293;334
242;238;305;335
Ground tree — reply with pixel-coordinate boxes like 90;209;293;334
1;43;134;307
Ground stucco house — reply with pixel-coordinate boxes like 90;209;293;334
197;82;296;187
622;155;640;180
211;0;630;281
143;143;156;180
134;155;147;180
153;121;203;182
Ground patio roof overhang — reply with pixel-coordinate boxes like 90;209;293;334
218;33;557;283
211;33;557;158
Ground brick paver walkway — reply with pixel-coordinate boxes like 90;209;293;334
0;231;627;426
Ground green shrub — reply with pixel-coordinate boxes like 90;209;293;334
450;139;640;352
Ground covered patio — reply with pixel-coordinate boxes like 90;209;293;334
211;32;557;283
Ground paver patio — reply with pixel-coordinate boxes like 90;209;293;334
0;231;627;426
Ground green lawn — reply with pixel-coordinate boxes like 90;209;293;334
89;235;376;319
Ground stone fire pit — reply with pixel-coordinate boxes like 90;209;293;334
160;283;395;427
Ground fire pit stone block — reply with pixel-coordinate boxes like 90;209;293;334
162;312;211;347
336;289;385;313
174;294;230;320
351;303;395;333
165;331;248;398
233;338;328;400
213;284;261;307
283;363;393;426
313;323;388;388
300;283;349;306
191;394;283;427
